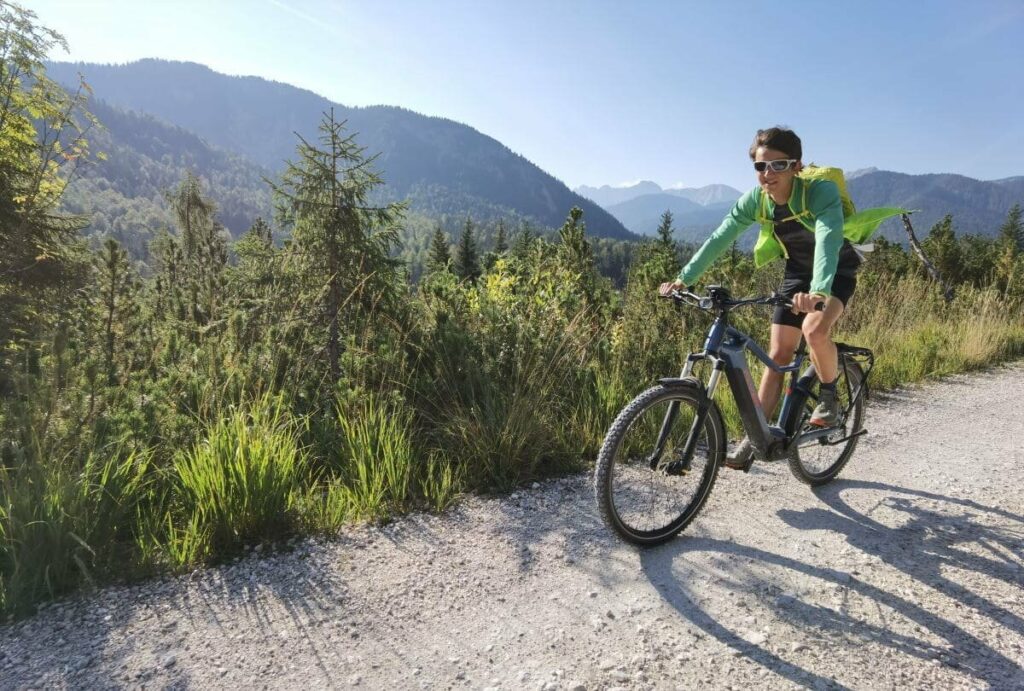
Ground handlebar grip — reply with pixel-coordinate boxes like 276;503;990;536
814;301;826;312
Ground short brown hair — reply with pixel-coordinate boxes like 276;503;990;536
749;127;802;160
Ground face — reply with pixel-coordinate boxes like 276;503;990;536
754;146;801;199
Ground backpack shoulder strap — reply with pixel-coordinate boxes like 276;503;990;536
771;177;815;230
754;186;771;224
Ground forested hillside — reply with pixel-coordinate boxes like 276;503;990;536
60;98;273;259
47;59;634;240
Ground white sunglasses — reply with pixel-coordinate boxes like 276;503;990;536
753;159;798;173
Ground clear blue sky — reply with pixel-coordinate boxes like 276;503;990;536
29;0;1024;191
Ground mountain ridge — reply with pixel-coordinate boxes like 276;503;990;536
584;170;1024;242
48;58;635;240
575;180;742;209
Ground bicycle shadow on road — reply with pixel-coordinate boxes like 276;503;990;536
638;479;1024;689
782;479;1024;669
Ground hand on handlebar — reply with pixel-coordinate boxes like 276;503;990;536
658;281;684;298
790;292;827;314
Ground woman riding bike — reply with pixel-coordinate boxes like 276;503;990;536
659;126;859;469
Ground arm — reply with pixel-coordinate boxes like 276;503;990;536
807;180;845;297
677;188;759;286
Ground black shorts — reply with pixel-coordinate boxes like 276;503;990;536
772;274;857;329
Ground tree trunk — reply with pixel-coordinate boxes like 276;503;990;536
901;213;955;303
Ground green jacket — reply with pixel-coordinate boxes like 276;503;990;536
677;177;905;296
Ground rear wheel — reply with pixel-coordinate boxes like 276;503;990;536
785;358;865;486
594;384;725;545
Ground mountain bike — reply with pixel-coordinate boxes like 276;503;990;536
594;285;874;546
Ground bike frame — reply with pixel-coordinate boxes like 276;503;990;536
677;309;808;457
649;303;812;473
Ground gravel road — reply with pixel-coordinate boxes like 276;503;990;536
3;364;1024;690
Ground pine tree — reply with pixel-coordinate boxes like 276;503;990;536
484;219;509;271
166;173;226;327
426;225;451;275
0;2;97;356
651;209;681;277
455;217;480;281
94;238;140;385
169;173;216;260
558;206;593;272
247;216;274;246
923;215;961;285
270;109;404;385
229;216;280;348
998;204;1023;251
557;207;605;306
150;229;185;322
511;223;537;259
655;210;675;251
494;219;509;253
994;205;1022;293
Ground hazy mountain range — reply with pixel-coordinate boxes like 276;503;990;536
48;59;634;242
577;172;1024;246
574;181;741;208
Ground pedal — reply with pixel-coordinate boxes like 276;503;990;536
821;428;868;446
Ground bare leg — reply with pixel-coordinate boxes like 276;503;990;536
802;298;846;383
759;323;803;420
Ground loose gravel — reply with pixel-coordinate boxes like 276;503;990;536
3;364;1024;690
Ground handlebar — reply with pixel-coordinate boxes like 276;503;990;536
661;288;825;313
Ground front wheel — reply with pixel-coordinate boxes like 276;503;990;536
785;358;866;486
594;384;725;546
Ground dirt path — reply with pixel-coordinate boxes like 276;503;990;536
3;364;1024;690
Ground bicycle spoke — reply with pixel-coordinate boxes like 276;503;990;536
596;386;721;542
788;358;866;485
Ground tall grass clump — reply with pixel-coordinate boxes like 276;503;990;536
417;266;598;491
418;450;463;513
300;386;459;529
328;392;417;520
0;440;153;615
170;396;305;561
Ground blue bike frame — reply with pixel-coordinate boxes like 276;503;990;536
685;313;807;456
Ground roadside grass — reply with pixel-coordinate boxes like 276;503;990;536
0;442;154;616
168;395;305;563
4;272;1024;618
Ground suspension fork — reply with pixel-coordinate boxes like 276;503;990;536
651;358;724;473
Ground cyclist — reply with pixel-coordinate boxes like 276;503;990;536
659;126;860;469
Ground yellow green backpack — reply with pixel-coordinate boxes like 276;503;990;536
796;165;909;244
798;164;856;218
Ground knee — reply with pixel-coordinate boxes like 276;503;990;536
769;346;795;366
802;320;831;346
